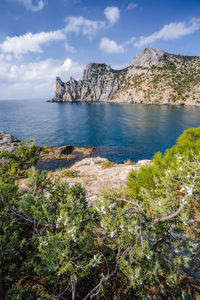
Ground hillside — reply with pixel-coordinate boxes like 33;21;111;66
50;47;200;105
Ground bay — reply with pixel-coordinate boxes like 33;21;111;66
0;100;200;165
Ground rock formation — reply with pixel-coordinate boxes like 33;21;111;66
0;132;21;152
50;47;200;105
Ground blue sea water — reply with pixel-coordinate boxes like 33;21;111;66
0;100;200;165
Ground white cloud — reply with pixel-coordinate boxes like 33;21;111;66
134;17;200;47
10;0;46;12
0;54;83;99
99;37;125;54
127;2;138;10
99;36;136;54
65;42;77;53
65;16;105;37
104;6;120;24
0;30;66;56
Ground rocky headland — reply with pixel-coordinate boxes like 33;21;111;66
49;47;200;106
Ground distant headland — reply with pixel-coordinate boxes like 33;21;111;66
48;47;200;106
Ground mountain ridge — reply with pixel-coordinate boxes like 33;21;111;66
49;47;200;105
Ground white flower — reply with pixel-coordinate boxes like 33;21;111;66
109;204;115;209
120;224;124;231
62;253;65;257
185;186;193;196
179;167;183;171
131;276;134;280
110;231;115;237
177;156;182;160
101;206;106;214
92;263;96;268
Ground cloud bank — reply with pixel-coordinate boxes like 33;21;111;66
0;30;66;56
0;54;83;99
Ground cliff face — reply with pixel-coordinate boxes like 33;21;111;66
52;63;126;103
50;47;200;105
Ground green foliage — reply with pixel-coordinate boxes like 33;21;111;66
101;160;115;169
127;127;200;197
63;168;80;177
0;130;200;299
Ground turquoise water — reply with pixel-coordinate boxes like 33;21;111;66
0;100;200;164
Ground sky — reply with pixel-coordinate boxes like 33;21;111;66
0;0;200;100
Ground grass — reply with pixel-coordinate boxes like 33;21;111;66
63;169;80;178
101;160;115;169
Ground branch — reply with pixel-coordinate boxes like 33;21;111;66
83;247;120;300
82;263;118;300
155;202;185;222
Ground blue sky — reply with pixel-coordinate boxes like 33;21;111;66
0;0;200;99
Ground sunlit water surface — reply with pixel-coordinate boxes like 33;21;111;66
0;100;200;168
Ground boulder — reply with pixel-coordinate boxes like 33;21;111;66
136;159;152;166
54;145;74;156
0;132;21;152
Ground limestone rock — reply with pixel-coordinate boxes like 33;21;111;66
0;132;21;152
136;159;152;166
50;47;200;106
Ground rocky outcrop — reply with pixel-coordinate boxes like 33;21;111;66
0;132;21;152
54;145;74;157
50;47;200;106
51;63;126;103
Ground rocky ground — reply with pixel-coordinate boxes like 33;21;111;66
53;157;151;203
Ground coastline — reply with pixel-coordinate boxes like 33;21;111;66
47;99;200;107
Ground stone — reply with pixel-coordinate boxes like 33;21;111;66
136;159;152;166
54;145;74;156
0;132;21;152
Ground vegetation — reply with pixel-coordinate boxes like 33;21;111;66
63;169;80;178
101;160;115;169
0;129;200;299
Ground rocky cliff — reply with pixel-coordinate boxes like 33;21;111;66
50;47;200;105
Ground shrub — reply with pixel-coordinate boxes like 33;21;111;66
0;129;200;299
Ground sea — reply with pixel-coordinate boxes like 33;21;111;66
0;100;200;168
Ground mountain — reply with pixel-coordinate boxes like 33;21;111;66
50;47;200;105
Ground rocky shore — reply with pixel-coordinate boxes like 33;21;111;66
0;132;151;203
